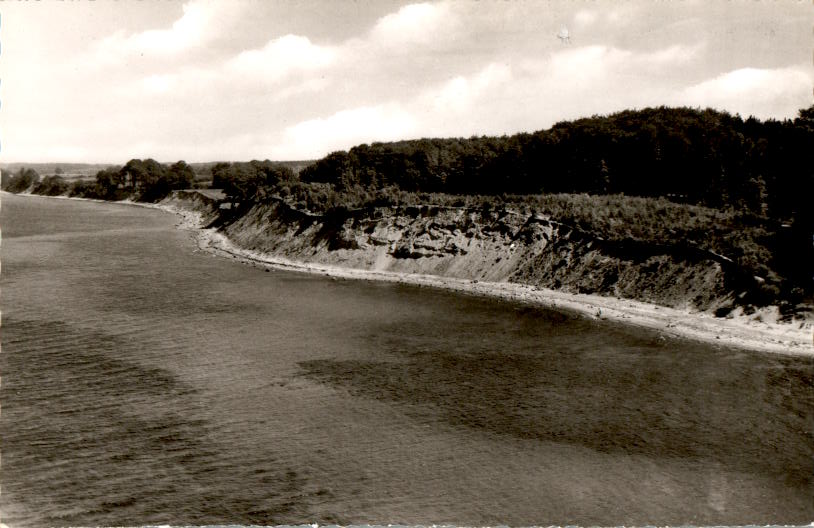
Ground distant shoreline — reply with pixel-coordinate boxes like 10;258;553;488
5;190;812;356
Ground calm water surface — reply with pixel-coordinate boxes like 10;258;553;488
1;192;812;527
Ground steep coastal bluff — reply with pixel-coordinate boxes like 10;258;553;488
3;188;808;352
164;190;762;315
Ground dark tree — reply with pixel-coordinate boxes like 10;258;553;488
96;167;123;199
33;175;69;196
2;167;40;193
210;162;232;188
167;160;195;190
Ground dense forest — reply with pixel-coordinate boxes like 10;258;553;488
3;105;812;305
300;105;813;221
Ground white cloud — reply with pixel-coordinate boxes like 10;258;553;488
141;74;175;94
547;45;623;84
677;66;812;119
428;63;512;114
278;105;419;158
370;2;457;47
132;1;214;53
269;78;333;102
4;0;812;163
540;43;699;82
228;35;337;83
607;4;639;27
640;44;702;66
405;44;715;138
271;43;805;160
90;0;244;65
573;10;599;30
567;4;640;37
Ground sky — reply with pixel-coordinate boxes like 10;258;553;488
1;0;812;163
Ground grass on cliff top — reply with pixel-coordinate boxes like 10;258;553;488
442;192;774;278
524;194;775;279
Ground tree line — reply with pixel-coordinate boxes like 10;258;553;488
1;158;301;205
1;159;198;202
210;160;297;205
299;105;813;223
5;106;811;221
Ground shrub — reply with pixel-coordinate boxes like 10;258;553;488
32;175;69;196
2;168;40;193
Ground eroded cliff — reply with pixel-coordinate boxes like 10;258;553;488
211;198;741;312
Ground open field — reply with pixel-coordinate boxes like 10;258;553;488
0;163;116;181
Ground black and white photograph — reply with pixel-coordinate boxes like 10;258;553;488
0;1;812;526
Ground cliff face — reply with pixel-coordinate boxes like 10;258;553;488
160;190;223;225
213;198;735;312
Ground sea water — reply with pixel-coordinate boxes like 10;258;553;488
1;192;812;526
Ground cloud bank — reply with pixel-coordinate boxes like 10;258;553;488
2;0;811;162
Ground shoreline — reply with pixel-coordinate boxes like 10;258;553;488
198;228;812;356
6;191;812;356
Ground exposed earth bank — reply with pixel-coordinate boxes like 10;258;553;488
160;190;813;355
